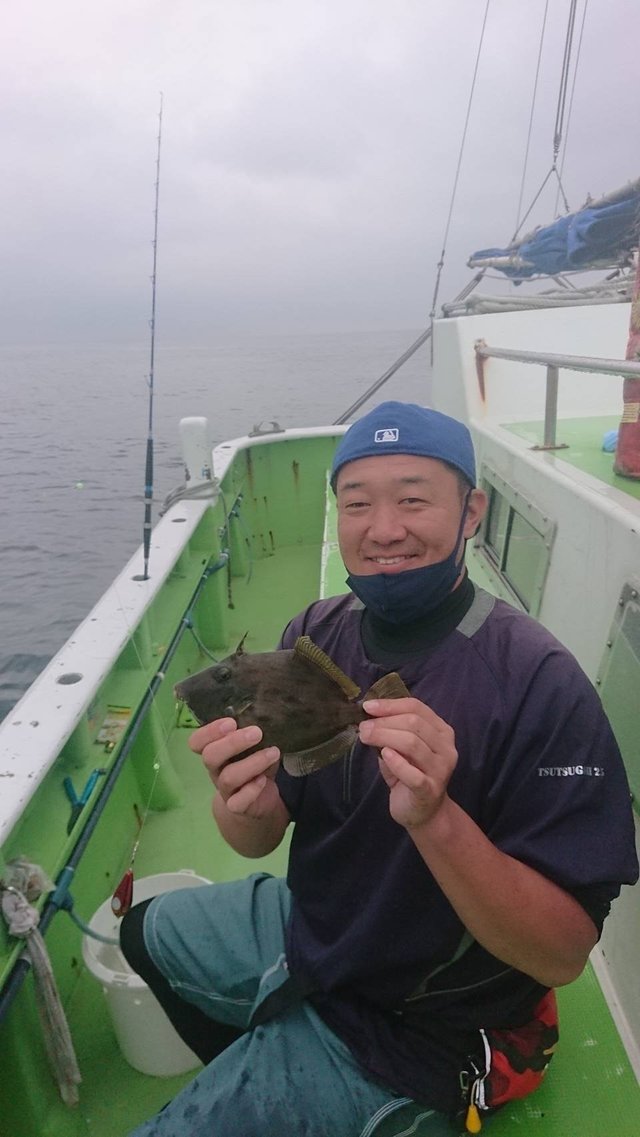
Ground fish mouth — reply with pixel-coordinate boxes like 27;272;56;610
173;687;205;726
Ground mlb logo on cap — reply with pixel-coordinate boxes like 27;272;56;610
330;401;477;489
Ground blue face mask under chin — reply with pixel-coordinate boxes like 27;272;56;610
346;494;471;624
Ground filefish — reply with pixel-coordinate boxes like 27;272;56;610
174;635;411;776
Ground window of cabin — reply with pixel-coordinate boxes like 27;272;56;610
597;581;640;814
476;469;555;615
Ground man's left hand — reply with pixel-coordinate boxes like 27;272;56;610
358;697;458;830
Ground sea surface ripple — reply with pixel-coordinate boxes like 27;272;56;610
1;329;431;721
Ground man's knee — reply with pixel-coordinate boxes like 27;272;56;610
120;897;156;981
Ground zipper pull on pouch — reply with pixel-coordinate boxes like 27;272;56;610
465;1083;483;1133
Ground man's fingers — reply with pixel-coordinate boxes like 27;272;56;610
225;775;269;814
359;713;456;762
379;747;426;790
360;722;426;759
215;746;280;795
192;722;263;771
362;697;449;732
188;717;240;754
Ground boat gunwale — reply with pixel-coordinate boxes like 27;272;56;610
0;496;212;847
0;427;348;851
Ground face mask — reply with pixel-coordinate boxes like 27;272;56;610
346;492;471;624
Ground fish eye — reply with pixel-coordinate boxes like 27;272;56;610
215;666;231;682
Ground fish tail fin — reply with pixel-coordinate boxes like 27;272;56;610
363;673;411;701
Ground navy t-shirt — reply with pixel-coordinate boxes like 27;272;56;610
275;588;638;1114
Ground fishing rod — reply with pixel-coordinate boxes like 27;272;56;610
138;94;163;582
0;553;230;1027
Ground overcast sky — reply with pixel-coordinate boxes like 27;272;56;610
1;0;637;344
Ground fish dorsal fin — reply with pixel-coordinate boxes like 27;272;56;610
235;632;249;655
294;636;360;699
364;673;411;701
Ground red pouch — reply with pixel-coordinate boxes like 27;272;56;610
462;990;559;1133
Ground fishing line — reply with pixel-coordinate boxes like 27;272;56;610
110;758;163;917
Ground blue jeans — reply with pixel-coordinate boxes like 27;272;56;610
127;874;456;1137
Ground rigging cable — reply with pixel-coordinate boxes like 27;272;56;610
512;0;579;240
428;0;491;324
334;327;431;425
513;0;550;240
553;0;579;164
334;4;492;425
554;0;588;218
140;94;163;582
333;271;486;424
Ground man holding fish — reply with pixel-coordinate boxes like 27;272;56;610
124;402;638;1137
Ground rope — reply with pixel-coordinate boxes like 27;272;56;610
159;478;218;516
1;861;82;1105
429;0;491;322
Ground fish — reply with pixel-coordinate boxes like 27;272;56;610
174;634;411;776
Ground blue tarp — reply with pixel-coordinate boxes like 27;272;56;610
470;191;640;278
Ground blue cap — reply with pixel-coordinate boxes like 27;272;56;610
330;401;476;489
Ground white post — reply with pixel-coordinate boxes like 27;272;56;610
179;417;214;486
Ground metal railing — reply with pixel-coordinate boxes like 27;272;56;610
474;340;640;449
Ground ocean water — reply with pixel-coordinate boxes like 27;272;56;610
1;329;431;721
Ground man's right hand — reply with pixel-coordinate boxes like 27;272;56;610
189;718;283;821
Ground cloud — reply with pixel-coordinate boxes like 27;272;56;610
1;0;637;341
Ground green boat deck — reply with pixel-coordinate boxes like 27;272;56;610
60;949;640;1136
3;547;634;1137
1;434;638;1136
506;414;640;500
11;578;638;1137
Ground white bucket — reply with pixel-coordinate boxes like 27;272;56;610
82;870;211;1077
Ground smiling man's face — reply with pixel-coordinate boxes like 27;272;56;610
336;453;486;578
